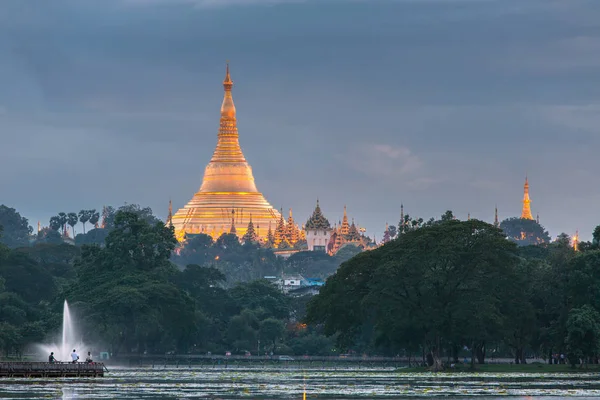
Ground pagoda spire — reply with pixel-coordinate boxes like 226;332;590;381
229;209;236;234
494;205;499;227
467;213;471;221
167;199;173;227
242;214;258;243
573;230;579;252
341;205;350;235
521;175;534;220
208;63;247;165
400;203;405;234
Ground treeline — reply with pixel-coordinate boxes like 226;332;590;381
307;213;600;370
0;205;358;358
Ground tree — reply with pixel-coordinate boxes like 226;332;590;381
101;204;161;230
68;211;194;355
36;228;63;245
78;210;92;234
307;219;518;371
229;280;290;320
89;210;100;229
565;305;600;368
67;212;78;237
334;245;362;263
388;225;397;239
592;225;600;246
74;228;109;246
49;216;61;232
500;217;551;246
0;205;32;248
260;318;285;353
175;234;214;267
57;212;68;236
0;250;56;303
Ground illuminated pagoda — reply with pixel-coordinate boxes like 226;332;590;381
521;176;534;220
170;64;281;241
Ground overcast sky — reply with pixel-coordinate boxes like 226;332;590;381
1;0;599;240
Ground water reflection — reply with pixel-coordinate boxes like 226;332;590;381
62;387;78;399
0;367;600;399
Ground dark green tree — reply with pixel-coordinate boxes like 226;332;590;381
57;212;68;236
69;211;194;355
229;280;290;320
89;210;100;228
49;216;61;232
0;205;32;248
260;318;285;352
500;217;551;246
307;219;518;371
566;305;600;368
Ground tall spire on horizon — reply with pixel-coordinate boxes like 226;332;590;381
400;203;405;234
209;62;246;165
521;175;534;220
169;63;281;242
494;205;499;227
167;199;173;227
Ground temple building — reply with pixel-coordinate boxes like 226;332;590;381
170;65;281;241
327;206;373;254
305;200;332;252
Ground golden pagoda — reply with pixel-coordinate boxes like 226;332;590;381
171;64;281;241
521;176;534;220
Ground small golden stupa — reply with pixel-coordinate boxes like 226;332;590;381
170;64;281;241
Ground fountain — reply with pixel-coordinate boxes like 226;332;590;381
37;300;87;362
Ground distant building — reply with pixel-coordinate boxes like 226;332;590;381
304;200;332;252
265;274;325;295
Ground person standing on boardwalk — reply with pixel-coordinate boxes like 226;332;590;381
48;352;56;363
71;349;79;363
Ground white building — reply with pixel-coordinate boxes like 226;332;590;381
304;200;332;252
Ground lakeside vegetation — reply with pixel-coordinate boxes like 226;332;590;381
1;204;600;373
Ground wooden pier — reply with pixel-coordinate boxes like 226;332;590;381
0;362;106;378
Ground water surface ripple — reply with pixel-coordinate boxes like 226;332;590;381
1;366;600;399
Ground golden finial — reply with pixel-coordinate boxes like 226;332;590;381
223;61;233;89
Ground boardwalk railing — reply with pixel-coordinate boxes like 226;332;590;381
0;362;105;378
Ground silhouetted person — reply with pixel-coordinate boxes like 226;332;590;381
48;352;56;363
85;352;93;363
71;349;79;363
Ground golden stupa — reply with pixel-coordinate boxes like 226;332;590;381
171;64;281;241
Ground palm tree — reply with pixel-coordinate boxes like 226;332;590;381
79;210;91;234
67;212;78;237
89;210;100;229
58;212;68;236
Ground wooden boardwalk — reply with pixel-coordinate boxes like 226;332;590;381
0;362;105;377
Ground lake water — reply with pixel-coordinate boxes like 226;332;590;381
1;366;600;399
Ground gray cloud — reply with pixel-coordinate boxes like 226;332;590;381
1;0;599;239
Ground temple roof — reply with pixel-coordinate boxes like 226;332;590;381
305;199;331;230
346;219;362;242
